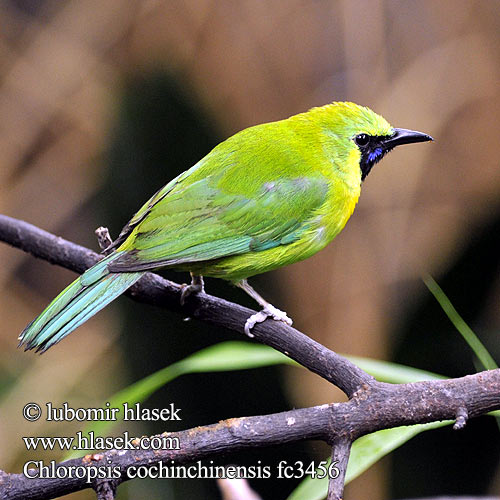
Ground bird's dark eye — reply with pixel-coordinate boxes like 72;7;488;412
354;133;370;147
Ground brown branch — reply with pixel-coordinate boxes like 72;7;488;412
1;372;500;500
1;215;500;500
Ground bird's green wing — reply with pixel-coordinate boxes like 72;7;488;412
106;166;196;252
109;170;329;272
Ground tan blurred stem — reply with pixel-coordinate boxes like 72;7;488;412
217;476;262;500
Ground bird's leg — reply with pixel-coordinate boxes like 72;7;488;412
180;273;205;305
236;279;292;337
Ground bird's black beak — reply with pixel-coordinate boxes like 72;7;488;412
383;128;433;149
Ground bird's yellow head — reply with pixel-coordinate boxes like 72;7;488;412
305;101;432;181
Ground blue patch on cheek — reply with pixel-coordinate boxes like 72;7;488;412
368;147;383;163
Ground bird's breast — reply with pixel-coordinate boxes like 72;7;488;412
187;174;361;282
314;176;361;245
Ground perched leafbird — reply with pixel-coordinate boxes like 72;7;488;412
19;102;432;352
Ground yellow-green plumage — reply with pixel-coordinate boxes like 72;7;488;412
111;103;391;280
19;102;431;351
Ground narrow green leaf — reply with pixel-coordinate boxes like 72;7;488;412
345;356;445;383
178;340;295;372
65;341;292;459
423;274;497;371
346;421;450;482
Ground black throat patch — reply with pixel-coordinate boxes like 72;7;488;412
358;136;393;181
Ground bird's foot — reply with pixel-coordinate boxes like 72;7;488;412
180;275;205;306
244;304;293;337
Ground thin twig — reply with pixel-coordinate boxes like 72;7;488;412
94;227;113;254
327;438;351;500
94;480;117;500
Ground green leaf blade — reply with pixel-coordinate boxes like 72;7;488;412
423;274;497;371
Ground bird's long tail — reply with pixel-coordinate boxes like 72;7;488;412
19;252;142;353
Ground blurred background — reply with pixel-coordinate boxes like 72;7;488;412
0;1;499;499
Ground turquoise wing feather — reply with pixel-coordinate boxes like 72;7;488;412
111;174;329;271
19;253;142;352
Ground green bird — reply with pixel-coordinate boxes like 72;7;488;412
19;102;432;352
